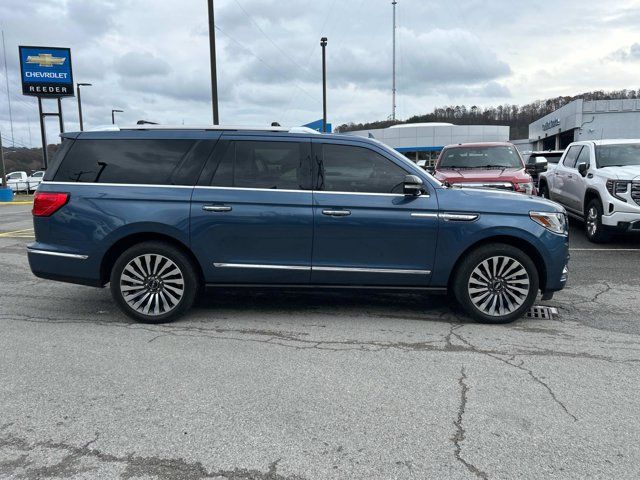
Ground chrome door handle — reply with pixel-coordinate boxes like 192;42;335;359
322;209;351;217
203;205;232;212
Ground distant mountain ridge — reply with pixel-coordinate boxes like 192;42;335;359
336;89;640;139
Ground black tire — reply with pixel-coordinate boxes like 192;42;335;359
584;198;611;243
453;243;539;324
110;241;199;323
539;182;550;199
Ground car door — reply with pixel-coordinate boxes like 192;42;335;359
191;135;314;284
565;145;591;213
310;140;439;287
551;145;581;208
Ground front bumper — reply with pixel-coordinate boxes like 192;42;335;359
601;209;640;230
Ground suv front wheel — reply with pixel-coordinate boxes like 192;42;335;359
110;241;199;323
453;244;539;323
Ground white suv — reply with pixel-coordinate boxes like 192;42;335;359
538;140;640;242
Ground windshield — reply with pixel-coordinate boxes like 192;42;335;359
595;143;640;168
439;146;522;169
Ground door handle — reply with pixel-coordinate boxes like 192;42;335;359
567;174;573;179
322;209;351;217
203;205;232;212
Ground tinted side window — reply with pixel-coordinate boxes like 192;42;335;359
576;146;590;167
562;146;582;169
211;140;309;190
320;144;408;194
170;140;216;185
53;139;194;184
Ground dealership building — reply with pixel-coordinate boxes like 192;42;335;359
529;98;640;151
347;123;510;166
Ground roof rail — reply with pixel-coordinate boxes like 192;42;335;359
114;124;321;134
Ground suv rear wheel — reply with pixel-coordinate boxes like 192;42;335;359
110;241;199;323
585;198;611;243
453;244;539;324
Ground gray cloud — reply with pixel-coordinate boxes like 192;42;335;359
608;43;640;62
0;0;639;147
114;51;172;78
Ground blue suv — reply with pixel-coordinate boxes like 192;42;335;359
28;126;569;324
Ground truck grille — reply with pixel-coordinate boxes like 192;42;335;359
632;181;640;206
456;182;515;191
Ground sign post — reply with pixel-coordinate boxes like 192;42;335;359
19;46;74;169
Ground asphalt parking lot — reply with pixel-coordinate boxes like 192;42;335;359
1;203;639;479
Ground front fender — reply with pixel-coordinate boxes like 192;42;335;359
430;212;568;290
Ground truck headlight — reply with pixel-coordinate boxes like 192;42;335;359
530;211;568;235
517;182;535;195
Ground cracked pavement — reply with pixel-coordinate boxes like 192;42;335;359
1;205;639;479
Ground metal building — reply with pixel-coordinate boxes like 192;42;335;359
529;99;640;151
347;122;510;166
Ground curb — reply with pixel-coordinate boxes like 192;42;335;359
0;201;33;205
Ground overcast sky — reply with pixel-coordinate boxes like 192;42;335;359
1;0;640;148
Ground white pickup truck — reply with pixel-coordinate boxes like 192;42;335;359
538;140;640;242
5;171;44;193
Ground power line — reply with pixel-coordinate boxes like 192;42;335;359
214;24;319;103
1;30;14;146
231;0;309;74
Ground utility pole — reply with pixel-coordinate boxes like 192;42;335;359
391;1;397;121
207;0;219;125
77;83;91;131
111;109;123;125
1;30;14;146
0;133;7;188
321;37;327;133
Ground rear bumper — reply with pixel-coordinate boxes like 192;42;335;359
27;245;103;287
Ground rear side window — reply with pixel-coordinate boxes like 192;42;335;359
53;139;195;184
319;144;408;194
210;140;310;190
562;146;582;169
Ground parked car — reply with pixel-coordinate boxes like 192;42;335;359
28;126;569;324
432;142;536;195
5;171;29;192
526;150;564;186
26;170;45;192
538;140;640;242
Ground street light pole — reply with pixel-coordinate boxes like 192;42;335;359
111;109;123;125
321;37;327;133
77;83;92;131
207;0;219;125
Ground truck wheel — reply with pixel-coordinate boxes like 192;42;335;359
453;244;539;324
585;199;611;243
110;241;199;323
539;182;550;199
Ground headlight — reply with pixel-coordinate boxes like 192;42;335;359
516;182;535;195
530;211;568;235
606;179;630;202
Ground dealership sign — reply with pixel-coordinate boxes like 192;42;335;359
542;118;560;131
19;46;74;97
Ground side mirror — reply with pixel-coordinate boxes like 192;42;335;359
578;162;588;177
426;165;435;174
403;174;424;196
536;158;548;172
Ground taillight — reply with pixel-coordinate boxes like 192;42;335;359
32;192;69;217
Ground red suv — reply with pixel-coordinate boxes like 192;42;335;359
432;142;536;195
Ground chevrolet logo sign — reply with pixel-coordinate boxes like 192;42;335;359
26;53;66;68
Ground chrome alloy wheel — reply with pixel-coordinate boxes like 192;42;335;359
586;206;598;237
467;256;530;317
119;254;185;316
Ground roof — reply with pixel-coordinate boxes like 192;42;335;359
443;142;515;148
389;122;454;129
587;139;640;146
